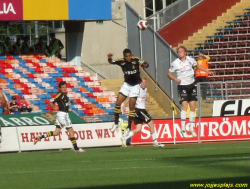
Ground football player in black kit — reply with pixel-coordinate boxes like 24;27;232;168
107;48;149;132
34;81;85;153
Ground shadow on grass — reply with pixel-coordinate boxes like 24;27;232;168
54;176;249;189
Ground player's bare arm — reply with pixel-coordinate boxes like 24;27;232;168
140;62;149;68
107;53;114;63
167;71;181;83
50;102;59;111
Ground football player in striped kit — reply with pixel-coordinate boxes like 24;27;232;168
121;78;164;147
33;81;85;153
108;49;149;133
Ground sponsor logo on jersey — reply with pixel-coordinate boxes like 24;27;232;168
125;70;137;75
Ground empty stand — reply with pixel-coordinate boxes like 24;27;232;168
187;9;250;99
0;55;118;121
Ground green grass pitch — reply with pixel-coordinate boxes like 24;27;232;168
0;141;249;189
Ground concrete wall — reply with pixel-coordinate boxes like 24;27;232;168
81;0;145;79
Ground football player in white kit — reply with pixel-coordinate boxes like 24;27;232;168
121;78;164;147
168;46;213;138
33;81;85;153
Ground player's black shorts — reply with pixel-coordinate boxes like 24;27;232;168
134;108;152;125
177;83;197;104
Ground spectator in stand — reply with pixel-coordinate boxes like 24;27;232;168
12;37;22;55
21;36;30;54
195;53;210;100
48;33;64;59
9;96;21;114
35;36;49;56
0;91;8;112
3;37;13;55
19;96;32;113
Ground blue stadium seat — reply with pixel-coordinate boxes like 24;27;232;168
19;73;27;78
39;59;47;63
13;69;20;73
7;85;14;89
96;104;103;108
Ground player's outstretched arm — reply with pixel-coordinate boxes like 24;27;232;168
140;62;149;68
107;53;114;64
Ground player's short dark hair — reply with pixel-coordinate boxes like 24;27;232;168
50;33;55;37
123;48;132;56
59;81;66;88
177;46;188;53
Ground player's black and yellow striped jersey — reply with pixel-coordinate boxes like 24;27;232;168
50;93;69;112
108;56;149;86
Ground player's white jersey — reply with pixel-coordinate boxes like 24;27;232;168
169;56;197;85
135;86;147;109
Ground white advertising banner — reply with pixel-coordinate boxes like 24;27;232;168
0;122;122;152
212;99;250;117
0;127;20;152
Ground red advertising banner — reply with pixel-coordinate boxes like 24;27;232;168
0;0;23;20
131;116;250;144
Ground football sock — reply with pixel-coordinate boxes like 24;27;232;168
40;131;53;139
125;131;134;140
70;137;79;150
151;132;158;143
128;110;136;130
114;105;121;124
189;111;195;132
181;110;187;131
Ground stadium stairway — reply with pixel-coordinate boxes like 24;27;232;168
101;78;169;118
0;55;122;122
177;0;249;50
186;8;250;100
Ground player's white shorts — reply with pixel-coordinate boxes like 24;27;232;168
119;82;140;98
55;111;72;130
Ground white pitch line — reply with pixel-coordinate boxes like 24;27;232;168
1;157;249;175
41;156;250;164
168;146;250;150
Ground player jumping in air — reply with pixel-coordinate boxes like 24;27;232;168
107;49;149;132
121;78;164;147
168;46;213;138
34;81;85;153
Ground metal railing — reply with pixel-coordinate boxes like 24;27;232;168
146;0;204;31
81;61;109;79
126;2;180;106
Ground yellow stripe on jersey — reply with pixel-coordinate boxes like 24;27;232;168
115;58;124;61
132;56;145;62
54;93;61;99
50;93;61;103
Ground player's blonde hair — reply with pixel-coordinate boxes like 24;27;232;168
176;46;188;53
